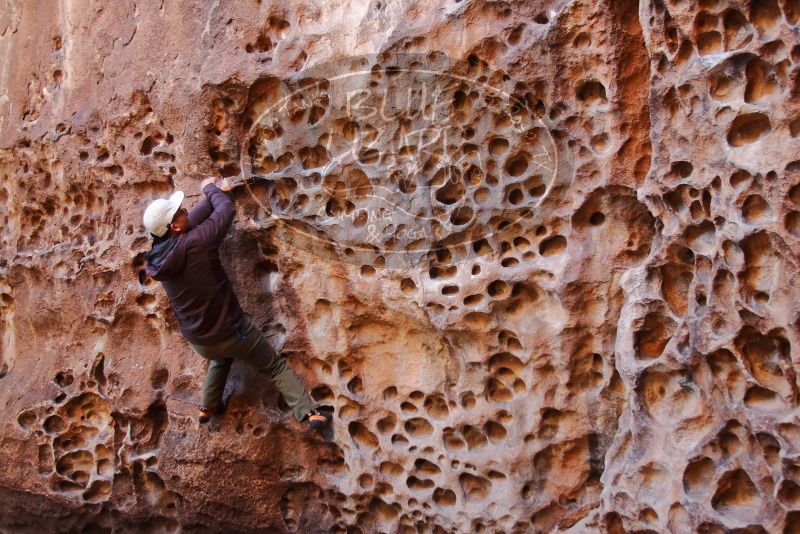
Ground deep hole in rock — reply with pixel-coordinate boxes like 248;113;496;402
576;80;607;104
727;113;771;146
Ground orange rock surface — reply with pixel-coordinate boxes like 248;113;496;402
1;0;799;532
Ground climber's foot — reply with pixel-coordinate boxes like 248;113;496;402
199;399;227;425
198;408;212;424
303;407;332;430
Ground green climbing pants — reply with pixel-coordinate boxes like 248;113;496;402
190;313;315;422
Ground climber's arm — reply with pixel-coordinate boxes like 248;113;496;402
188;182;235;247
187;196;213;228
187;176;232;228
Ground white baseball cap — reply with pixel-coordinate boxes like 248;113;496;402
142;191;185;237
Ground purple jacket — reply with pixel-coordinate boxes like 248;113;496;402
144;183;244;345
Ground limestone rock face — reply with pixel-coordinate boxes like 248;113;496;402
1;0;799;532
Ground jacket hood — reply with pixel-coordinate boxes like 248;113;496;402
144;234;188;280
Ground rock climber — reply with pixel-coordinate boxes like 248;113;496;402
141;176;330;430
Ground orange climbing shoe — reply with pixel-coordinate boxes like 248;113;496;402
303;408;332;430
198;399;227;424
198;408;213;424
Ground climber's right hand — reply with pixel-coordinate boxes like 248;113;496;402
218;177;233;192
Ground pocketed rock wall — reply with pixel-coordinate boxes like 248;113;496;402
1;0;799;532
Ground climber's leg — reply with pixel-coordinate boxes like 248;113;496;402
200;357;233;414
191;335;239;423
236;313;316;422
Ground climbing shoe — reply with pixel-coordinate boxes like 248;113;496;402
198;408;213;424
303;407;332;430
199;399;227;424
